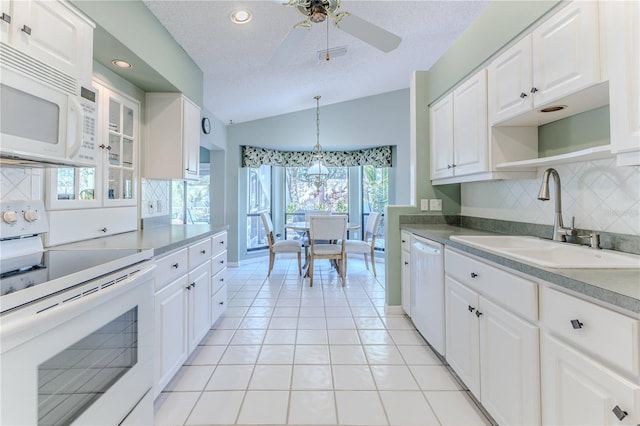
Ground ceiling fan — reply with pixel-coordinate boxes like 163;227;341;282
271;0;402;65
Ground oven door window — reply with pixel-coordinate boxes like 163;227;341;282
37;307;138;426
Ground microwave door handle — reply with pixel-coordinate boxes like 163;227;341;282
67;96;84;159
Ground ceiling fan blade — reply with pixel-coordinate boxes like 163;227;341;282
270;23;310;66
334;12;401;52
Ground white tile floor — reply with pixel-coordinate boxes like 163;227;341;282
154;255;493;426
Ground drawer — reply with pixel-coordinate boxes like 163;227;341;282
540;286;639;375
211;268;226;295
211;232;227;256
401;231;411;253
189;238;212;269
445;249;538;321
211;284;227;325
211;250;227;276
155;248;188;291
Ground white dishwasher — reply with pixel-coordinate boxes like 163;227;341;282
410;235;445;356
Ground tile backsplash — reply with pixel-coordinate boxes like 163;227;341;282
141;178;170;218
462;159;640;236
0;168;43;201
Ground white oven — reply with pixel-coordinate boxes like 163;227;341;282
0;201;155;426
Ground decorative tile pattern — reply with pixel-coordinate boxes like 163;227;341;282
0;168;43;201
462;159;640;235
141;178;170;218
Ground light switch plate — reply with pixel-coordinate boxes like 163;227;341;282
430;199;443;211
420;199;429;211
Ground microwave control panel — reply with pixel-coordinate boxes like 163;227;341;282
76;85;98;164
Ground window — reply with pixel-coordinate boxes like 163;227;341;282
247;165;271;250
362;165;388;250
284;166;348;239
172;171;210;224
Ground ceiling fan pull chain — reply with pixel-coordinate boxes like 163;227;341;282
326;17;330;61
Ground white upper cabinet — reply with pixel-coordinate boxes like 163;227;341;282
602;0;640;166
488;1;605;127
0;0;94;84
430;69;487;180
145;93;201;180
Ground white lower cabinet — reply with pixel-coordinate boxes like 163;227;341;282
444;249;540;425
541;333;640;425
188;261;211;352
400;231;411;316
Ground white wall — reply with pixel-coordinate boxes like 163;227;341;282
462;159;640;235
225;89;411;262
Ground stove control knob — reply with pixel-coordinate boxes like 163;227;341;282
24;209;39;222
2;210;18;224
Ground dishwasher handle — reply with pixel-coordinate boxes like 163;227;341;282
412;241;442;256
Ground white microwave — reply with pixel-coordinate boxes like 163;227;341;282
0;63;98;168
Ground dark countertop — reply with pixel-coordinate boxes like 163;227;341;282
402;224;640;315
55;224;229;257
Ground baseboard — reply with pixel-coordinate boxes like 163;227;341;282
385;305;405;315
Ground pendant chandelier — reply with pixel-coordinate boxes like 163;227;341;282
307;95;329;190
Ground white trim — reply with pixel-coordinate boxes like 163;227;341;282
384;305;406;316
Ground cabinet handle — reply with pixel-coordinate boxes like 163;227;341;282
570;319;584;329
475;310;483;318
172;263;179;269
468;305;475;313
447;164;452;169
191;282;196;288
220;278;224;282
200;249;206;254
470;272;478;278
530;87;538;94
404;261;409;265
219;301;224;305
99;144;106;149
401;239;406;243
100;227;108;233
612;405;628;421
519;92;528;99
106;145;112;151
1;13;11;23
186;285;191;290
219;241;225;245
220;260;225;264
21;25;31;35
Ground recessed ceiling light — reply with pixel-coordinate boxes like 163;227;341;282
112;59;132;69
231;9;252;24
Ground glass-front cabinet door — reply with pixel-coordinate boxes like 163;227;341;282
46;81;139;209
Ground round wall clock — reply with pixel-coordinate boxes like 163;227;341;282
201;117;211;134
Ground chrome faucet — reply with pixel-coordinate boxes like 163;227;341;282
537;168;576;242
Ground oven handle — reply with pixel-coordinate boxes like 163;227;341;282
1;263;156;353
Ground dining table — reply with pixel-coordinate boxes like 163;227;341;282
285;221;360;277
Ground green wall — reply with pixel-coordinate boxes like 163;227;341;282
538;106;611;156
385;0;561;307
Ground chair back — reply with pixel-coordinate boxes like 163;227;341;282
364;212;382;242
305;210;331;222
260;212;275;247
309;214;348;242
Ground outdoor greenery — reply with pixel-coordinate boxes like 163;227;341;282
285;166;348;214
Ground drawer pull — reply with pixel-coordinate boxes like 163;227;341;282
519;92;528;99
1;13;11;23
172;263;179;269
475;310;483;318
612;405;628;421
570;319;584;329
470;272;478;278
21;25;31;35
468;305;475;313
200;250;206;254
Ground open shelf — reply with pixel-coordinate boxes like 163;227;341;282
495;145;613;170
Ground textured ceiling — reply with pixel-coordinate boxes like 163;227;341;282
142;0;489;124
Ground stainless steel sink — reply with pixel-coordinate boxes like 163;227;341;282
449;235;640;269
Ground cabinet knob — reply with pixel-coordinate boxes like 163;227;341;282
447;164;452;169
520;92;528;99
186;285;191;290
570;319;584;329
470;272;478;278
100;227;108;233
401;239;406;243
191;282;196;288
404;261;409;265
1;13;11;23
468;305;475;313
106;145;112;151
219;301;224;305
172;263;179;269
475;310;483;318
530;87;538;94
21;25;31;35
612;405;628;421
220;278;224;282
220;260;225;264
200;249;206;254
219;241;225;245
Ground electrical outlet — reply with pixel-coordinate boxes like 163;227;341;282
429;199;443;211
147;201;155;214
420;199;429;211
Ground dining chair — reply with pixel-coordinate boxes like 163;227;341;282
345;212;381;276
260;212;302;276
308;214;348;287
303;210;332;255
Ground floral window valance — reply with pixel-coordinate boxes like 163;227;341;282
241;145;392;168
